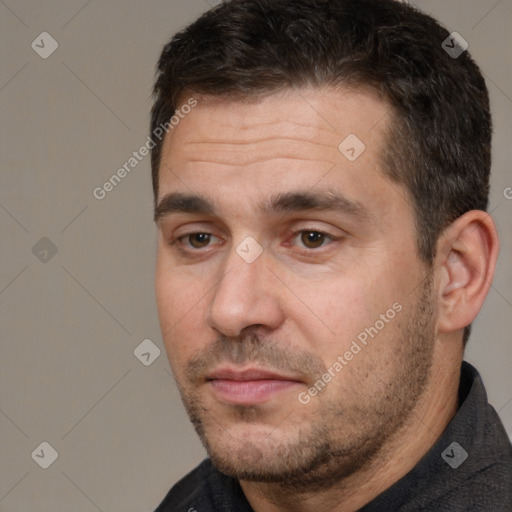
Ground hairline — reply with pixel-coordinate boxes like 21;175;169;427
152;82;399;196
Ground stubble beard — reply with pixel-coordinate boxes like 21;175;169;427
176;275;437;491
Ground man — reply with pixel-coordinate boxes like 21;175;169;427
150;0;512;510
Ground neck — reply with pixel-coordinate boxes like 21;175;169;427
240;352;461;512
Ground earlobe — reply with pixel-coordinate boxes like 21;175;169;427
435;210;499;336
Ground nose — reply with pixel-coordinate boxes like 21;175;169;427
206;244;285;338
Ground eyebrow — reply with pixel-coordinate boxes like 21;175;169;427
154;189;370;223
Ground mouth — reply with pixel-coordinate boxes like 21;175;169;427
206;366;304;405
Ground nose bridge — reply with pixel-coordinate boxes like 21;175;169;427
206;242;283;337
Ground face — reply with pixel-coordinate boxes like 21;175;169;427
154;87;437;488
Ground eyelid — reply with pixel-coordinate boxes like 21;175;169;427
172;226;342;254
286;227;340;250
174;231;222;250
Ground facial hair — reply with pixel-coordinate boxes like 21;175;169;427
173;274;437;492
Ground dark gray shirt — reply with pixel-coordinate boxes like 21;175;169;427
155;362;512;511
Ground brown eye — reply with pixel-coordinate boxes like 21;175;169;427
299;231;328;249
187;233;211;249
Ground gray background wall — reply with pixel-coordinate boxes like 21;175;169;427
0;1;510;510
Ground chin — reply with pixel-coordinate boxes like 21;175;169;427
198;420;337;484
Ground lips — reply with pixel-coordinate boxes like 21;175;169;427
207;367;300;382
206;366;303;405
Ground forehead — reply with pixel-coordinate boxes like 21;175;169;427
164;87;390;161
156;87;406;223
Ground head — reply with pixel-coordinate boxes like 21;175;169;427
151;0;498;488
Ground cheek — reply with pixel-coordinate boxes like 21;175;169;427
155;261;208;371
294;273;399;364
297;277;368;337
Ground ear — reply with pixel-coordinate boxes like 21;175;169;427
435;210;499;337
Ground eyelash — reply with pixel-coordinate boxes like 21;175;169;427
171;228;339;254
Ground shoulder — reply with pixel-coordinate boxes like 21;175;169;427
426;463;512;512
154;459;216;512
426;363;512;511
154;458;252;512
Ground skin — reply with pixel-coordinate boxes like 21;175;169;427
154;87;499;511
